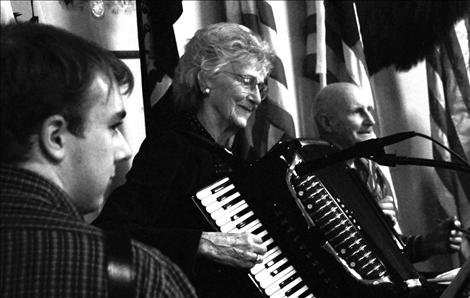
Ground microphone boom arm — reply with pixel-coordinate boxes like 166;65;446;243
294;131;470;175
372;154;470;173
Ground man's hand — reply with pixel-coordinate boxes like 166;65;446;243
198;232;267;268
421;217;463;256
377;195;398;226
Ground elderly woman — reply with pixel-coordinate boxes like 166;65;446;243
94;23;275;297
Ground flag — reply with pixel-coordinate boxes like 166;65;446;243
303;0;370;91
426;17;470;250
136;0;183;131
304;0;399;227
224;0;295;160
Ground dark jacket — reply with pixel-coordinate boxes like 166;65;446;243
94;113;262;298
0;164;197;298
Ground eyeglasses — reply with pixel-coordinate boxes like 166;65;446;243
221;71;268;100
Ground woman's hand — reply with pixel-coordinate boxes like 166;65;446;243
198;232;267;268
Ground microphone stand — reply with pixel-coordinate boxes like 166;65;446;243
373;152;470;285
371;154;470;174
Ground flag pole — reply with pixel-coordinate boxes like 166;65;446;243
315;0;327;88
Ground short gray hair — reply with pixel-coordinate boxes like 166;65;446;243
173;22;275;112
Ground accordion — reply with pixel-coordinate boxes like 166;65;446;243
193;139;439;298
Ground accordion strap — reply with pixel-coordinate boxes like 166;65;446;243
104;231;135;298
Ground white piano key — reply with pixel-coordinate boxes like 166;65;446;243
260;271;296;293
287;285;312;298
236;220;262;233
255;257;288;281
263;247;281;259
196;177;230;199
220;210;254;232
270;276;302;298
250;247;281;272
200;184;235;206
285;284;310;298
239;225;265;238
206;191;240;213
262;238;274;248
196;177;315;297
215;202;248;226
227;217;259;233
256;230;268;239
262;249;282;266
229;210;254;228
258;265;294;289
265;270;296;296
250;249;282;275
211;199;245;220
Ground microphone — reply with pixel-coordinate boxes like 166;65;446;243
343;131;417;158
295;131;416;176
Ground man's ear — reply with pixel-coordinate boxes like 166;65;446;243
317;113;333;133
38;115;69;162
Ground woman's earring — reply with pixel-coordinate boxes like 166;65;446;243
203;88;211;95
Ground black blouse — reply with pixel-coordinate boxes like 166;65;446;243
94;113;262;298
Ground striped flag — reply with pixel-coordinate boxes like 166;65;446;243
426;17;470;245
224;0;295;160
304;0;375;139
303;0;371;93
304;0;401;230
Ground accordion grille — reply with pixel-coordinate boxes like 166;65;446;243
292;173;389;280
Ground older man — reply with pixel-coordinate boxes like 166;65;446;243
0;22;196;297
313;82;462;263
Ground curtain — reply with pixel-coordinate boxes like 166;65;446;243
360;2;470;271
426;17;470;260
0;0;14;24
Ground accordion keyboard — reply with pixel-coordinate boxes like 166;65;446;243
195;177;316;298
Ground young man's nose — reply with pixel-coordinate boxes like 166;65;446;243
115;130;132;161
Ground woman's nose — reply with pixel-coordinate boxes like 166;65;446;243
247;87;263;105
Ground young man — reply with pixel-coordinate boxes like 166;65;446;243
0;22;196;297
313;82;463;263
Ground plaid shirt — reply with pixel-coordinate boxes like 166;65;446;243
0;165;197;298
